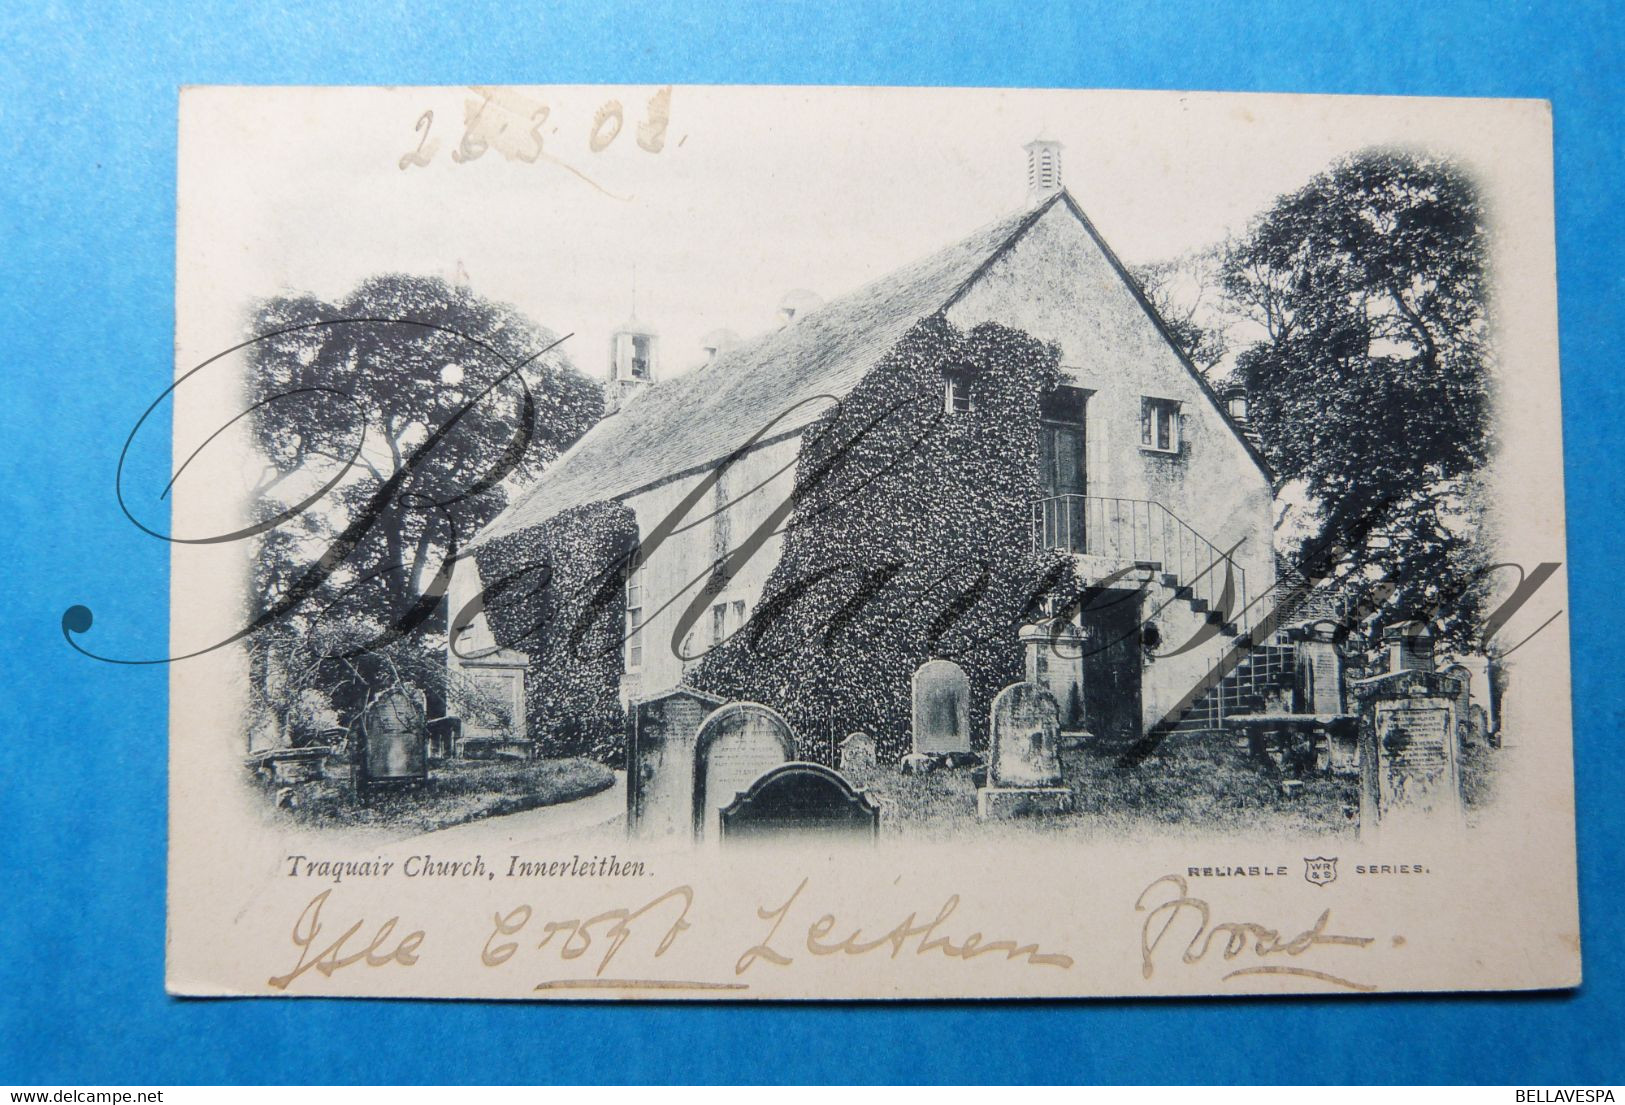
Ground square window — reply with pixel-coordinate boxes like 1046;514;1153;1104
1141;397;1181;453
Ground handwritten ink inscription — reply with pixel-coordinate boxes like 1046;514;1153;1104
269;879;1074;992
1135;874;1376;992
399;86;672;171
267;889;426;991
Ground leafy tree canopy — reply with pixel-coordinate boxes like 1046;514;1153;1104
1221;149;1495;642
244;274;602;729
246;274;602;632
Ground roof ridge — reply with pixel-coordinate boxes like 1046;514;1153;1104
472;198;1048;547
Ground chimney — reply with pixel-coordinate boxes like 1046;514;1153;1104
776;288;824;328
1221;381;1249;425
700;328;740;365
1025;139;1063;204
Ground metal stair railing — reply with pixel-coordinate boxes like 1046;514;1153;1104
1032;493;1250;633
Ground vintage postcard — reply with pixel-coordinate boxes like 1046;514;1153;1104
151;86;1578;999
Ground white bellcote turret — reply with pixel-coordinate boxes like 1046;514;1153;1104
606;318;658;415
1025;139;1063;204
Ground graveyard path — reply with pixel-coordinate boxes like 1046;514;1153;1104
409;770;627;847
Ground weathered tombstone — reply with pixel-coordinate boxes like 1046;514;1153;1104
426;716;461;760
1290;619;1344;715
720;762;880;842
1349;628;1466;839
1021;622;1087;730
1455;653;1497;735
977;681;1073;819
456;659;529;747
838;731;876;772
911;659;971;757
361;686;428;788
693;702;796;839
627;687;725;841
1442;663;1476;745
1382;622;1437;673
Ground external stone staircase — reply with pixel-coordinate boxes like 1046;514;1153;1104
1162;637;1295;734
1032;494;1293;742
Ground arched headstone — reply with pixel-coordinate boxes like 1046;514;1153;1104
693;702;796;839
912;659;971;756
362;686;428;787
977;681;1072;819
1442;664;1474;744
720;762;880;842
627;687;725;840
989;681;1062;786
838;731;876;771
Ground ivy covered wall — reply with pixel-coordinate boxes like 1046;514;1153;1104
689;314;1077;764
472;501;637;766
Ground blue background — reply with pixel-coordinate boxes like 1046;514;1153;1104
1;0;1619;1085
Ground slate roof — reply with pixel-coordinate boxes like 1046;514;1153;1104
472;198;1056;547
473;190;1268;548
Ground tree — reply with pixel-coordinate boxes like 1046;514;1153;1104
1133;248;1231;376
244;274;603;726
1221;149;1494;643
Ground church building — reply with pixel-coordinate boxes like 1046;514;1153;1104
451;142;1276;749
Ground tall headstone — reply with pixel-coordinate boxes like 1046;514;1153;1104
627;687;725;840
1021;623;1087;730
1454;653;1497;736
693;702;796;839
911;659;971;756
1383;622;1437;673
1442;663;1477;745
719;763;880;842
456;658;528;745
361;686;428;788
977;682;1073;819
1350;624;1466;839
1289;619;1344;715
838;731;876;772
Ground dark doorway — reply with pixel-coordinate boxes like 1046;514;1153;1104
1079;588;1143;745
1038;387;1088;552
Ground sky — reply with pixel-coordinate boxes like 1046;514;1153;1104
177;85;1544;390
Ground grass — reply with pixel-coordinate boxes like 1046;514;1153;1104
268;756;616;837
844;730;1361;841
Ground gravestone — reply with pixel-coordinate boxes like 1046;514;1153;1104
911;659;971;756
1021;622;1087;731
627;687;725;841
1442;663;1477;745
1382;622;1437;673
1455;653;1497;736
838;731;876;772
361;686;428;787
693;702;796;839
719;763;880;842
1349;627;1466;839
1290;619;1344;715
977;681;1073;819
426;716;461;760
